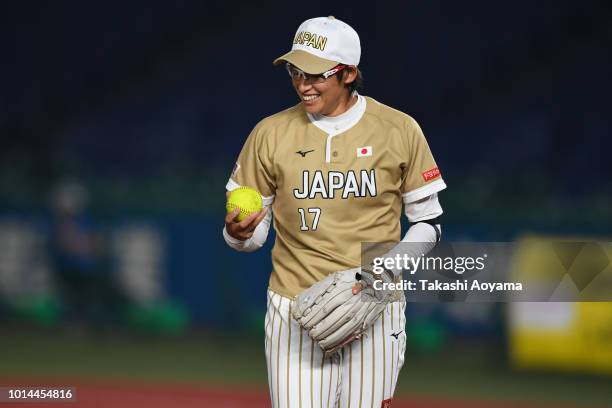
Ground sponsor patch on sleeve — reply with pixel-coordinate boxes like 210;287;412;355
231;162;240;178
422;167;441;182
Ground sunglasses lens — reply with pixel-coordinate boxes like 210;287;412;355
286;64;335;84
287;65;304;80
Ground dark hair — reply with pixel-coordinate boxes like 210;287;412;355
338;67;363;93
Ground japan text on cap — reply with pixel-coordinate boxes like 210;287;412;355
273;16;361;74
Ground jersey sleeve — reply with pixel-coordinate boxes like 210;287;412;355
227;123;276;205
399;118;447;204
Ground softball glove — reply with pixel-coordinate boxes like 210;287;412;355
292;267;399;355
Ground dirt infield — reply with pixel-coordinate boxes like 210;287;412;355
0;380;588;408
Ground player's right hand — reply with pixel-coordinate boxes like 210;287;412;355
225;207;268;241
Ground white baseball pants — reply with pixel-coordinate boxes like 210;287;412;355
265;290;407;408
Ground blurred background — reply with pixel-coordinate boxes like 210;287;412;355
0;1;611;407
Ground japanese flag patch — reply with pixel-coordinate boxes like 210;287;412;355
356;146;372;157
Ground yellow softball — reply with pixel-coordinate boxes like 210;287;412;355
226;186;263;222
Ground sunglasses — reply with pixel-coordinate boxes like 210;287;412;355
286;63;348;84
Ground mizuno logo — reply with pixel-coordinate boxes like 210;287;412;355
296;149;314;157
390;331;403;339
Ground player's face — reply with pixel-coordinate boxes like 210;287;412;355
291;66;357;117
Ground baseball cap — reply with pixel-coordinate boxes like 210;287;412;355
273;16;360;74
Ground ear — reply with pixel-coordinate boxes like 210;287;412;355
343;66;358;85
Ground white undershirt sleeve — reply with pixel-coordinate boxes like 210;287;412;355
401;192;443;244
403;193;443;222
379;194;443;276
223;205;272;252
401;221;440;244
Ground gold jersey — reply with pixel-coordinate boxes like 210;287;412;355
229;96;446;298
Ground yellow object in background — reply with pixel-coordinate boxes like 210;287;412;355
226;186;263;222
508;236;612;375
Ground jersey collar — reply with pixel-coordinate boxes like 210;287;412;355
307;92;367;135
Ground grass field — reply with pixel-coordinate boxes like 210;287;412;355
0;327;610;407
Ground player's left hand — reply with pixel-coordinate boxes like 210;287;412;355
356;266;396;302
292;268;390;355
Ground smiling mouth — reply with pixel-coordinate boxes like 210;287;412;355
302;94;320;102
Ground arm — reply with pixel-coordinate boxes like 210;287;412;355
401;192;442;244
384;193;443;269
223;204;272;252
354;193;442;294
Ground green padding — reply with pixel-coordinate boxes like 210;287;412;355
10;295;61;327
408;320;447;353
124;301;190;335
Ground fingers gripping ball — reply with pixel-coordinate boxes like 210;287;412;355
226;187;263;222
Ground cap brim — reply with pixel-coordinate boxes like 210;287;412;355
273;49;338;74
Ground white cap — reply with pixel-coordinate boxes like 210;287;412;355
273;16;360;74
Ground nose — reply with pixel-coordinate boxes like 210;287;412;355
296;78;313;93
